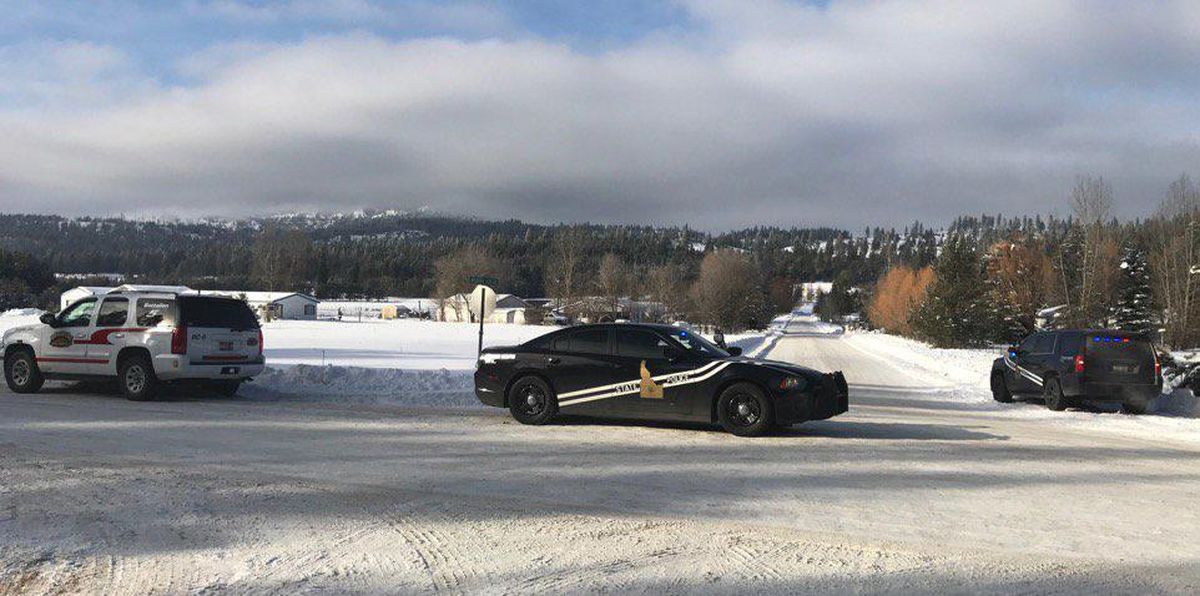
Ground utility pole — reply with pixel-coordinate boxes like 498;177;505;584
477;287;486;357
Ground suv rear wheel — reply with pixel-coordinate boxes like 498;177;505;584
119;353;160;401
4;349;44;394
1043;378;1068;411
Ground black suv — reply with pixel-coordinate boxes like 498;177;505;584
991;330;1162;414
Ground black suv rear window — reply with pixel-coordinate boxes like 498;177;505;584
178;297;260;329
1087;335;1153;359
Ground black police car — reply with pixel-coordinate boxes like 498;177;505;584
991;329;1162;413
474;323;848;436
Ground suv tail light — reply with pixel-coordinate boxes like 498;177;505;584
257;328;264;358
171;324;188;355
1154;351;1162;378
1073;354;1085;374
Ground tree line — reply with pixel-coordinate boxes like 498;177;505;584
823;175;1194;349
2;176;1198;342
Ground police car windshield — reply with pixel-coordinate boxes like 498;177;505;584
666;328;729;358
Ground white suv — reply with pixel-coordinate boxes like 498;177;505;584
3;291;265;400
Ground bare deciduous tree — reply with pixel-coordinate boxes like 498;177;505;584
544;229;585;321
1150;175;1200;348
691;250;767;332
1064;175;1119;327
432;246;507;322
646;263;686;322
866;265;934;336
594;253;627;320
987;237;1053;336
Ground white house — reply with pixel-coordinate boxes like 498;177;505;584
441;293;532;324
207;291;320;320
60;286;113;310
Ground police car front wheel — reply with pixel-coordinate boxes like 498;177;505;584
717;383;773;437
4;349;44;394
508;376;558;425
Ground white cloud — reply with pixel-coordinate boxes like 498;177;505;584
1;0;1199;227
0;41;156;110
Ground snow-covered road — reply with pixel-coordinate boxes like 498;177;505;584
2;322;1199;593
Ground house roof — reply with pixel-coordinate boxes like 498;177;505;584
64;286;114;295
114;284;195;294
206;290;319;304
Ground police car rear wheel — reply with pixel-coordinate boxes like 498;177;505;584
717;383;773;437
119;354;160;401
990;372;1013;403
508;376;557;425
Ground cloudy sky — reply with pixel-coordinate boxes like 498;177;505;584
1;0;1198;229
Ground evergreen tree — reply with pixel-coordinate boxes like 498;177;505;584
913;234;996;347
1112;244;1155;334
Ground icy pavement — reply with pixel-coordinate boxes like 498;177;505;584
2;322;1200;593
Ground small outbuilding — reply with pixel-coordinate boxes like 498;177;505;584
60;286;114;310
241;292;320;320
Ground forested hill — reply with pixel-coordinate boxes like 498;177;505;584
0;210;1070;300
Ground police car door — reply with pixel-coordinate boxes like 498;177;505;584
545;328;623;416
612;328;695;417
40;298;99;374
85;296;132;374
1014;333;1054;392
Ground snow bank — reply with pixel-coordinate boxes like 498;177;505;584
262;319;556;370
0;309;43;335
843;331;995;389
244;364;477;408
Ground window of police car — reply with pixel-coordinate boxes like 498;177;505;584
553;328;608;354
1058;332;1083;357
136;299;176;327
58;298;97;327
666;328;728;358
95;297;129;327
178;297;259;329
616;329;669;359
1030;333;1056;355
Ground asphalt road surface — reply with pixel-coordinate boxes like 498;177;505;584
2;323;1198;594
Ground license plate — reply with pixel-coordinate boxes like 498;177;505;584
219;341;234;351
220;366;240;375
1112;363;1138;374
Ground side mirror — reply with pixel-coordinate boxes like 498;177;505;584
39;313;57;326
727;346;743;357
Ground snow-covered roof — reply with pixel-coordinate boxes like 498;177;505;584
63;286;113;295
205;290;319;304
447;293;525;305
113;284;195;294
